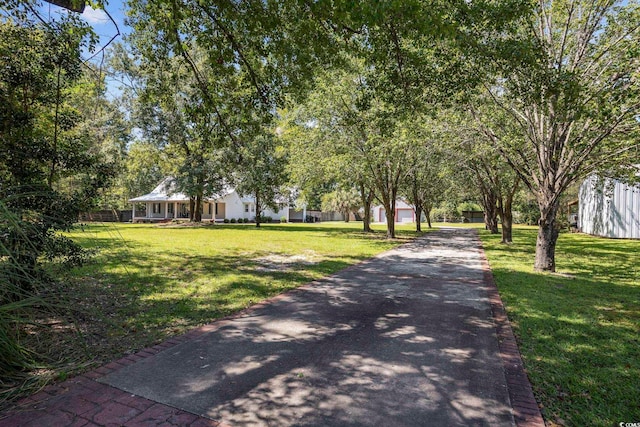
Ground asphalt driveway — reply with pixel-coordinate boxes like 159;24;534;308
1;228;544;427
99;228;515;426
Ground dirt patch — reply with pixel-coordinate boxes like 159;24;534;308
252;251;320;272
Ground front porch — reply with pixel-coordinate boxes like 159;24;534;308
132;201;227;223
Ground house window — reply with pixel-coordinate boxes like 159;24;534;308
244;203;250;213
208;203;212;215
152;203;161;214
168;204;174;214
215;203;218;215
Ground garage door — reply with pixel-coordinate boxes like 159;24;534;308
397;209;414;223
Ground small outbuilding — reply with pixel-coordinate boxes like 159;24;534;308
372;200;425;223
578;175;640;239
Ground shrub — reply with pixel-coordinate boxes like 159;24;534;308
243;218;249;223
280;216;287;223
0;201;63;383
230;218;236;223
223;218;229;223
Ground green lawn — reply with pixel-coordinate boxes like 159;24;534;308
479;227;640;427
56;222;421;365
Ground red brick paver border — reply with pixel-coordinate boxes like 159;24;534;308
0;344;225;426
474;230;546;427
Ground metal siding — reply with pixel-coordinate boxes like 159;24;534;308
628;185;636;238
578;176;601;236
579;175;640;239
615;183;626;237
636;185;640;238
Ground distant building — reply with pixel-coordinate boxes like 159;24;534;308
129;178;288;223
372;200;423;223
578;175;640;239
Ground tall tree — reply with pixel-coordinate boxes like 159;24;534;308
111;46;225;221
120;140;169;205
0;12;110;293
123;0;346;173
442;108;522;242
231;132;288;228
285;65;412;238
401;117;455;232
474;0;640;271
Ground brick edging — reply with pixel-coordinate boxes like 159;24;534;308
473;230;546;427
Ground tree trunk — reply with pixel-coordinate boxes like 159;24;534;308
486;211;499;234
500;203;513;243
500;187;516;243
194;194;202;222
482;191;499;234
410;178;423;232
384;198;396;238
534;199;560;272
359;182;373;233
189;197;195;222
255;194;261;228
362;195;373;232
343;209;350;222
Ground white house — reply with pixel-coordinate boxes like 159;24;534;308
372;200;422;223
578;175;640;239
129;178;289;223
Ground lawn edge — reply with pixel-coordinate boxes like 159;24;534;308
474;229;546;427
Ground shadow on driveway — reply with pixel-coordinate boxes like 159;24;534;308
100;228;515;426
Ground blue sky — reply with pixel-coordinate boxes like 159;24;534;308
29;1;131;99
39;0;129;57
79;0;128;50
27;0;136;100
77;0;129;98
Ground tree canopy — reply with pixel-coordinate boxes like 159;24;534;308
472;0;640;271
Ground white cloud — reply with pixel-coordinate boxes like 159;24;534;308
82;6;109;24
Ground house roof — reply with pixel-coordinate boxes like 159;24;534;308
129;177;291;205
129;178;235;203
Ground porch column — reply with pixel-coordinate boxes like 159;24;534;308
132;203;136;221
303;205;307;222
164;202;168;219
174;202;178;218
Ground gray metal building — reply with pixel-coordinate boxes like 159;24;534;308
578;175;640;239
